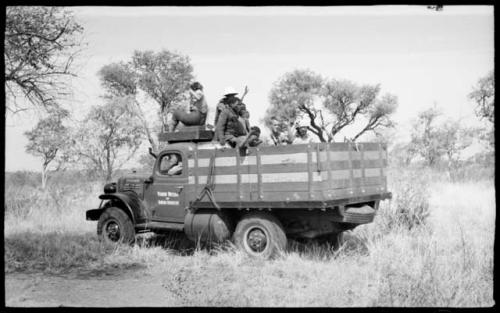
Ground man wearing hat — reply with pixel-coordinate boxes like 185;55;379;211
213;86;248;141
213;87;240;126
292;120;318;144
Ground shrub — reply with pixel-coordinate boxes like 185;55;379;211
378;167;431;232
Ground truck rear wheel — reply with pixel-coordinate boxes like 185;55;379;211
233;212;287;259
97;207;135;245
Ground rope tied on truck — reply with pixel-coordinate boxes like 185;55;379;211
193;152;221;210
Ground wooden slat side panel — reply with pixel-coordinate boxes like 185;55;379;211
188;160;387;176
307;145;313;200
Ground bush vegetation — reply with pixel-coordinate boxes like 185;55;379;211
4;161;495;306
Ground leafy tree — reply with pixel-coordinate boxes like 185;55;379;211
469;70;494;147
409;106;478;168
72;97;144;182
132;50;194;129
5;6;84;113
439;119;475;168
266;69;325;140
351;94;398;141
409;106;445;166
98;50;194;151
98;62;158;152
469;70;494;124
24;108;71;189
265;69;397;142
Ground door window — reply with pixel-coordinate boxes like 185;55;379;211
158;152;184;176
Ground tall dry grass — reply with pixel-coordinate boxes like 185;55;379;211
4;165;495;307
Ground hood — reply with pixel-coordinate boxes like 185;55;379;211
117;174;149;198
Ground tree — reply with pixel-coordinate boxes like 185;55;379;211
24;108;71;189
5;6;84;113
469;70;494;147
266;69;325;139
469;70;494;124
98;50;194;152
132;50;194;130
409;106;478;168
98;62;158;152
265;69;397;142
439;119;475;168
351;94;398;141
409;106;445;166
72;97;144;182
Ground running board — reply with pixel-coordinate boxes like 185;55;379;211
135;221;184;232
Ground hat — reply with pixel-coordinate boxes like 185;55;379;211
223;87;238;96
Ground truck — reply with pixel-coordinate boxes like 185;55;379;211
86;127;391;259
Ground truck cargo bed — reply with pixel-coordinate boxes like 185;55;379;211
185;142;390;209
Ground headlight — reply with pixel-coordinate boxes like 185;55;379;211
104;182;117;194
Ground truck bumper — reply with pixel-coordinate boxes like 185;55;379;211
86;208;104;221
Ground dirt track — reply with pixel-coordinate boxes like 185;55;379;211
5;269;182;307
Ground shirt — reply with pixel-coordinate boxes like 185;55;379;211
270;131;293;145
190;89;208;114
216;107;247;143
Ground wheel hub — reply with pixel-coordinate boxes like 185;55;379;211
247;228;267;252
106;221;121;242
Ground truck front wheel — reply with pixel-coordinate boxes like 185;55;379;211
233;212;287;259
97;207;135;245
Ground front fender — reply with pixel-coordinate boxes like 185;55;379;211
97;191;148;224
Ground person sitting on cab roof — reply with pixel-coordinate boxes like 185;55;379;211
170;82;208;132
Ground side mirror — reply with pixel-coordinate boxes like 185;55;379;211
145;176;154;184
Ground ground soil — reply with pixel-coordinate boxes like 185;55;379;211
5;268;181;307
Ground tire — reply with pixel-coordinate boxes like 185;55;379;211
97;207;136;245
233;212;287;259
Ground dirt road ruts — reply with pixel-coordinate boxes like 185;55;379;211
6;268;181;307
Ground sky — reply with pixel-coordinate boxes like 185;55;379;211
4;5;494;172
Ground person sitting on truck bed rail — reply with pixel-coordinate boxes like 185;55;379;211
213;86;250;141
169;81;208;132
269;117;294;146
239;108;262;147
160;153;183;176
216;97;258;149
291;120;319;144
213;87;239;127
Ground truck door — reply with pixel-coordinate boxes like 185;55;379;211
144;150;188;223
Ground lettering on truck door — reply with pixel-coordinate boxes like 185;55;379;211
143;150;187;223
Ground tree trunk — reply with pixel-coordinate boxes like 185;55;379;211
41;164;47;190
106;148;112;182
134;100;158;152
